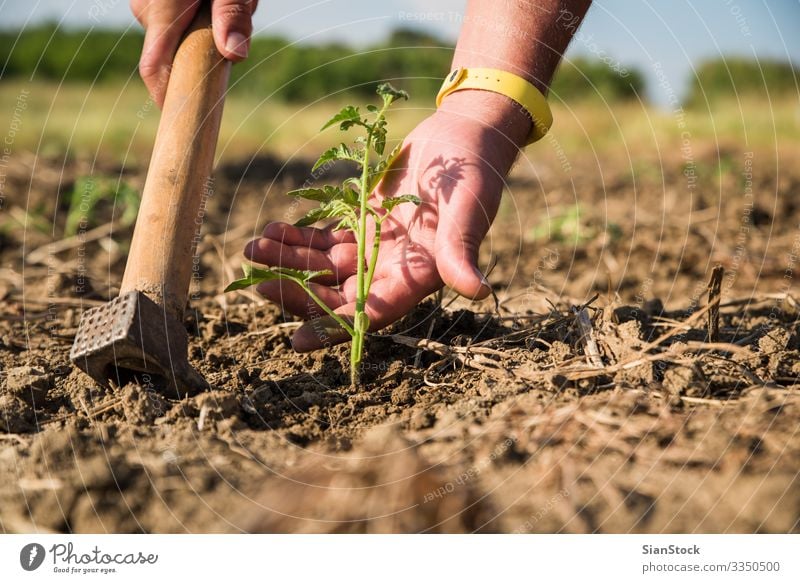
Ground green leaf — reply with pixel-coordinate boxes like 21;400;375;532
367;143;403;192
343;176;361;194
312;143;359;172
294;200;357;227
376;83;409;106
373;124;387;155
381;194;421;212
224;263;331;292
286;185;342;203
342;186;359;206
321;105;363;131
333;216;358;232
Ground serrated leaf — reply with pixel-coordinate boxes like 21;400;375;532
321;105;363;131
286;185;342;203
224;263;332;292
294;200;356;227
293;206;329;227
381;194;421;212
312;143;359;172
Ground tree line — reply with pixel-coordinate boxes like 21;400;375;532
0;25;795;105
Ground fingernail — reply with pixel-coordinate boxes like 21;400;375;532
225;32;248;58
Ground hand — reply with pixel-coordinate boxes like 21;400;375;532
244;91;531;352
131;0;257;106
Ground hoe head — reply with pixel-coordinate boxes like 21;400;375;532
70;290;207;397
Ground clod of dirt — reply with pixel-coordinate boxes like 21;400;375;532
758;328;790;373
662;365;707;397
3;366;52;407
759;328;789;354
733;346;761;368
121;383;168;425
549;341;572;364
602;319;645;362
615;362;654;386
193;390;240;431
391;383;416;406
0;393;34;432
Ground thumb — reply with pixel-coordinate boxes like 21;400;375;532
212;0;257;60
434;192;497;300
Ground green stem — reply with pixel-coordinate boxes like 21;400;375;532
351;101;392;387
365;219;381;294
351;133;371;386
301;280;355;337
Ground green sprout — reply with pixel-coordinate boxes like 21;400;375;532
225;83;419;386
65;176;140;236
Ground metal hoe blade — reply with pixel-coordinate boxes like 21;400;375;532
70;290;207;396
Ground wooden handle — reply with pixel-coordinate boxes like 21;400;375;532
120;2;230;320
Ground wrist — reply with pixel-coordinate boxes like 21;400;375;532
437;89;533;150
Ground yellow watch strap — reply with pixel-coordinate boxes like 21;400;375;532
436;67;553;145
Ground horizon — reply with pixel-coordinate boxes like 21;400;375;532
1;0;798;107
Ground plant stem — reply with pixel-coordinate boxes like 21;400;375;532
303;283;355;337
365;221;381;293
352;128;371;387
350;100;392;387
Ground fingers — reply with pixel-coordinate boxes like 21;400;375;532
211;0;257;60
133;0;257;106
291;274;439;352
137;1;199;107
256;279;346;318
244;236;358;285
434;186;500;300
261;221;356;249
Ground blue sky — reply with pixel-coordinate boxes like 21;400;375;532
1;0;798;106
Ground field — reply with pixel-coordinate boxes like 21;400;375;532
0;82;799;533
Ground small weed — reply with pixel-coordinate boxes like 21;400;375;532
64;176;139;236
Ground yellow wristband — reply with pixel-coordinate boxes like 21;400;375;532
436;67;553;145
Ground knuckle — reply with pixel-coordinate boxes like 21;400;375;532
214;0;254;26
138;58;160;80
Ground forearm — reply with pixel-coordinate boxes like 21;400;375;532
440;1;590;148
453;0;592;94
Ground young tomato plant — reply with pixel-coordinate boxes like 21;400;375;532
225;84;419;386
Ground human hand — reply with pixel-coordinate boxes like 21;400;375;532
244;90;531;352
131;0;257;106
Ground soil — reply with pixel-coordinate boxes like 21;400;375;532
1;146;798;533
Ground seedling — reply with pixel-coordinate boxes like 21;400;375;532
226;84;419;386
65;176;140;236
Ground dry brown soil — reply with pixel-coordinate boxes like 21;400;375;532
1;145;798;533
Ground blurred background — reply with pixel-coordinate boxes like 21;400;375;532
1;0;798;160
